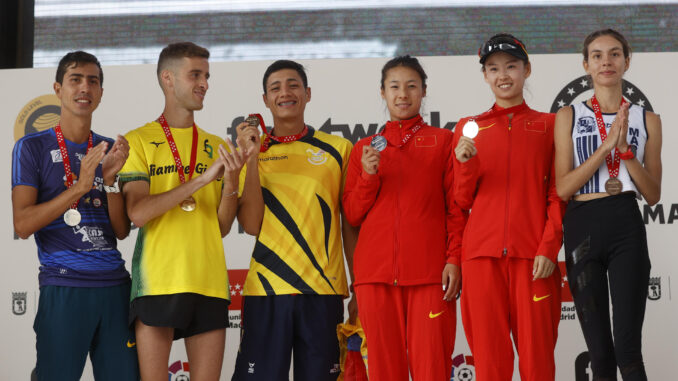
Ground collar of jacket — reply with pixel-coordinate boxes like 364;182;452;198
486;101;529;119
383;114;423;144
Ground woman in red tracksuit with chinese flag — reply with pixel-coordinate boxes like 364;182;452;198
453;34;566;381
343;55;467;381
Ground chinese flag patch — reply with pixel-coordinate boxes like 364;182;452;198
415;135;437;147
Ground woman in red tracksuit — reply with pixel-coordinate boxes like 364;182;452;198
342;55;467;381
453;34;566;381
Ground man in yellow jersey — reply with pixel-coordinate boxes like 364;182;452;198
118;42;253;381
232;60;359;381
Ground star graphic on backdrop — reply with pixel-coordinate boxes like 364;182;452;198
579;79;589;88
557;100;566;108
626;87;635;96
567;88;575;96
231;290;236;296
235;284;241;290
637;99;646;107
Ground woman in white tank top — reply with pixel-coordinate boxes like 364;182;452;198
553;29;662;381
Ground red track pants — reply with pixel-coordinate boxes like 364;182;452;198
461;256;561;381
355;283;455;381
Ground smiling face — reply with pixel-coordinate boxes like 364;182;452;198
483;52;530;108
381;65;426;121
262;68;311;121
584;34;630;88
54;62;103;119
163;56;209;111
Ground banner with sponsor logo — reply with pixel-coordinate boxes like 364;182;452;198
1;53;676;380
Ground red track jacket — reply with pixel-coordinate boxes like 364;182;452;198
343;115;467;286
453;103;565;263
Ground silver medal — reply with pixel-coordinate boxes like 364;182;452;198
463;120;479;138
370;135;387;152
63;209;81;227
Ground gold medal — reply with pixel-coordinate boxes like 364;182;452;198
604;178;623;195
180;196;196;212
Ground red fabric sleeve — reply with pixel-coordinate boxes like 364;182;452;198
535;154;566;262
342;141;381;227
452;119;481;211
444;132;468;266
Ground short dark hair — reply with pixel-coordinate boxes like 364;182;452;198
380;55;427;90
55;51;103;85
582;29;631;61
262;60;308;93
157;42;210;78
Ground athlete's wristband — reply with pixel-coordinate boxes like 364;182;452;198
224;190;238;197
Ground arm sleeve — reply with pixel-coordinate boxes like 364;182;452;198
444;132;469;266
341;141;381;227
12;138;40;189
452;119;481;211
118;131;150;184
536;151;566;262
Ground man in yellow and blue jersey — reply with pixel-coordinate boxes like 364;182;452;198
232;60;359;381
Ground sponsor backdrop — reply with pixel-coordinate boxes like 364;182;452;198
1;53;676;380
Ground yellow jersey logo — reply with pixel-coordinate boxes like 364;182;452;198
306;148;328;165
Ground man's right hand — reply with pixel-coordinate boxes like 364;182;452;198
236;121;261;159
76;141;108;194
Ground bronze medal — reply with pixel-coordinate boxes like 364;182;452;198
604;178;623;195
180;196;197;212
246;115;260;127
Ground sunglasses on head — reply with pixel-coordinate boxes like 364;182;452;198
478;39;528;58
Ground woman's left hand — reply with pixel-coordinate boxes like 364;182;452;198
442;263;461;301
533;255;556;280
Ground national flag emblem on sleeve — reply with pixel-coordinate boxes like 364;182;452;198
415;135;437;147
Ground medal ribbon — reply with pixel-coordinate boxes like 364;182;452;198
55;124;93;209
474;101;529;122
157;114;198;184
249;113;308;152
379;115;424;148
590;96;627;179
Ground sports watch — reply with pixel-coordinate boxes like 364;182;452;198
103;175;121;193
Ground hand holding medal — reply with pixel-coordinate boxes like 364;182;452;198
362;142;382;175
236;114;263;156
454;119;479;163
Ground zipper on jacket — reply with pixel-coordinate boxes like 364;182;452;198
393;122;402;285
502;117;512;257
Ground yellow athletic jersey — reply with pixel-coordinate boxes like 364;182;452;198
119;121;229;301
240;128;352;296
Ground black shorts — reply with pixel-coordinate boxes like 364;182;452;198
232;294;344;381
129;293;230;340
